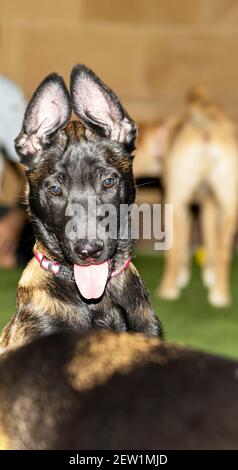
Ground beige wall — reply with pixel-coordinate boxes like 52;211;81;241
1;0;238;122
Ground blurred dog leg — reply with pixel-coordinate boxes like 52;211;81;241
208;143;238;307
157;205;191;300
157;193;194;300
176;210;192;289
201;194;218;289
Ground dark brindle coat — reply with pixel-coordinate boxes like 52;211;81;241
0;65;161;351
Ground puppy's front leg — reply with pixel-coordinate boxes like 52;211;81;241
110;264;163;338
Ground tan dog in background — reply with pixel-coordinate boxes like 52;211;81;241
135;88;238;307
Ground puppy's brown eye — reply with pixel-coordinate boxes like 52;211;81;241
49;185;62;196
102;178;116;189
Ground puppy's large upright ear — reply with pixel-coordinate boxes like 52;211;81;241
70;64;137;152
15;73;71;162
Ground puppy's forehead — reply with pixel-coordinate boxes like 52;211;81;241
64;120;109;162
63;120;107;170
64;120;86;142
62;120;131;173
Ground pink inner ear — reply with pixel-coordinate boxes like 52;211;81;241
20;80;70;156
73;77;124;136
35;99;61;137
26;134;42;154
24;98;61;154
72;70;136;147
16;133;41;156
75;79;116;126
33;83;65;137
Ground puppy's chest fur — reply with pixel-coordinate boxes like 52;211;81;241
0;257;130;351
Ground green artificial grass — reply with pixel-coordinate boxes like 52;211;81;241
0;267;22;331
135;253;238;359
1;254;238;359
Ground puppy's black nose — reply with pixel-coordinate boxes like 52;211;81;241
75;240;104;260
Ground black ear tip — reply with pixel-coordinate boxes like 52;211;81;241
40;72;69;93
28;72;70;109
71;63;91;74
31;72;71;114
45;72;62;81
70;64;97;85
39;72;63;87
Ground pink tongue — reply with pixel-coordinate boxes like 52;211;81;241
74;261;109;300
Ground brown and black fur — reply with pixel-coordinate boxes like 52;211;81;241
1;330;238;450
0;65;161;352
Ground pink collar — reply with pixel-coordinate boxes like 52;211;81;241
111;256;131;278
34;251;131;282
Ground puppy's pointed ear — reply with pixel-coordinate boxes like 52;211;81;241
15;73;71;163
70;64;137;152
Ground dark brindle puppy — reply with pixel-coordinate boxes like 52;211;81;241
0;65;161;352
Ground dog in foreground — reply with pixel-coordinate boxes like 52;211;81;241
0;330;238;450
0;65;162;352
